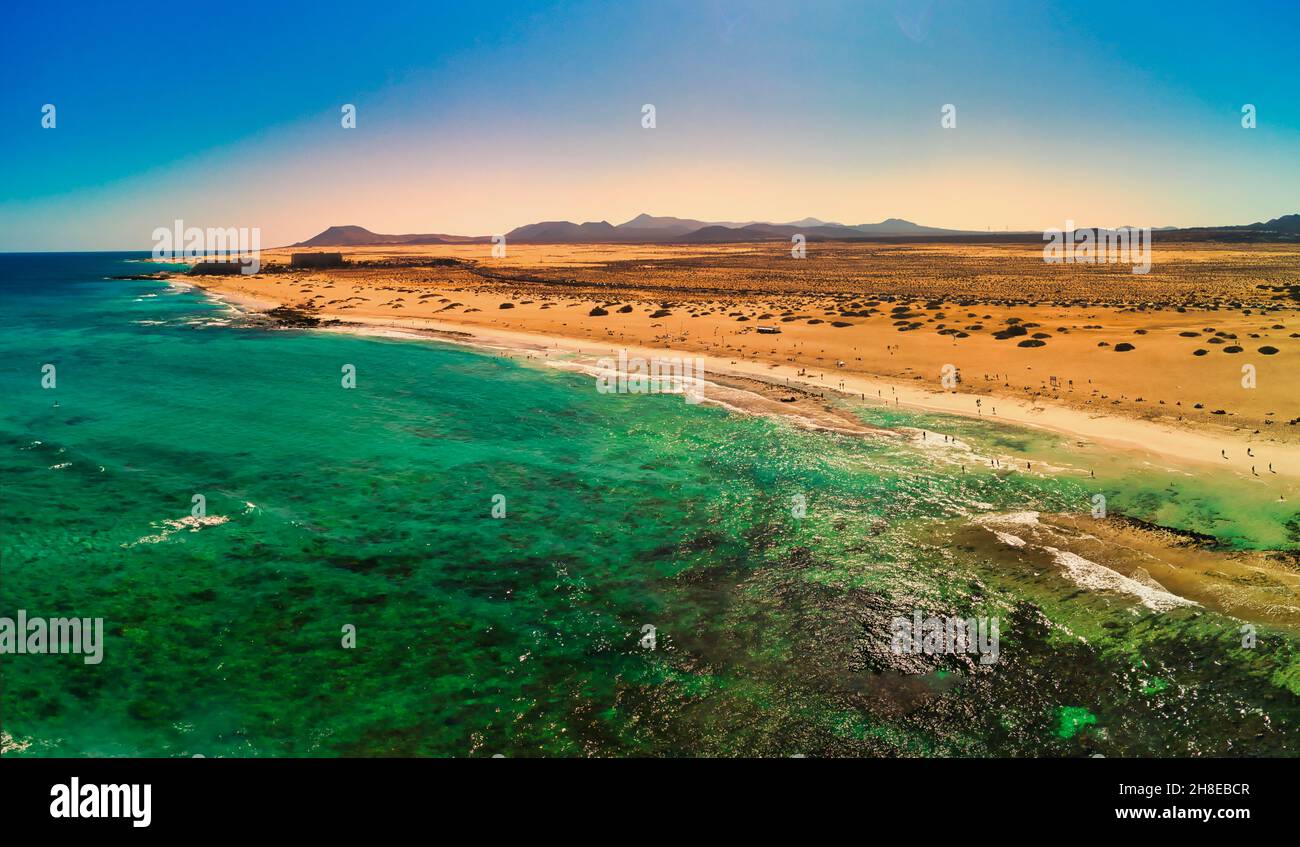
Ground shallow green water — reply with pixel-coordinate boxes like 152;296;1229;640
2;254;1297;757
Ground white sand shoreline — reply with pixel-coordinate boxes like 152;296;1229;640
189;281;1300;486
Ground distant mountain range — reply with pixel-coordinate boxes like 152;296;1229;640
292;215;979;247
1176;213;1300;235
294;225;489;247
293;213;1300;247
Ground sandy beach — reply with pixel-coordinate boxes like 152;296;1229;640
177;240;1300;487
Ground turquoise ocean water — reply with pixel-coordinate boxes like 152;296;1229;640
2;253;1297;757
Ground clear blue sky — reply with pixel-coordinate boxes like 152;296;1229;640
1;0;1297;249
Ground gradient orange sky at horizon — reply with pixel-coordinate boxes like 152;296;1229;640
3;0;1297;250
